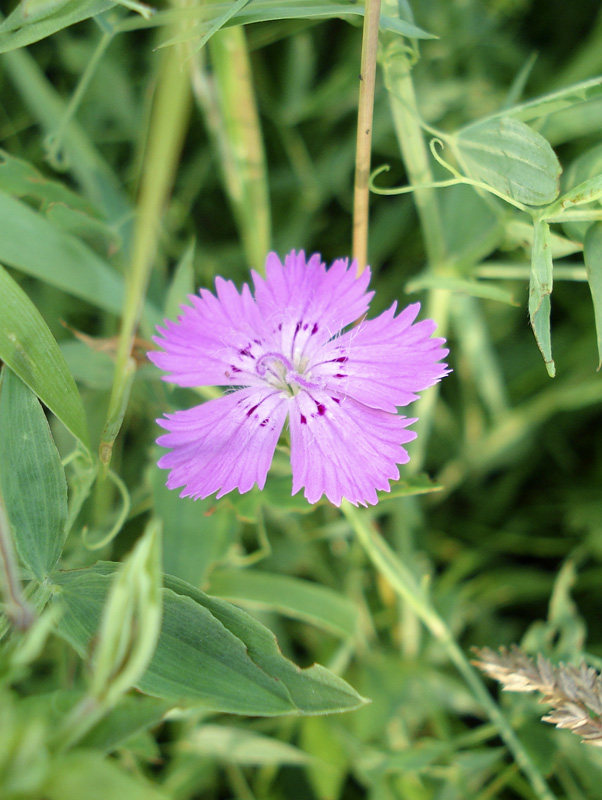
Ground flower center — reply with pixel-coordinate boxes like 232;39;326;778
256;352;317;395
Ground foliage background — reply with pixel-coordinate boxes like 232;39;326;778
1;0;602;798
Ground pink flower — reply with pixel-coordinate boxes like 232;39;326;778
149;251;449;507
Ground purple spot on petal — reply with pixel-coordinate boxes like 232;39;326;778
334;356;348;363
300;414;307;424
260;418;269;427
334;373;347;379
278;323;282;331
331;397;341;404
311;323;319;335
246;403;259;417
239;347;254;359
295;321;302;333
231;365;241;373
303;323;308;330
316;403;326;416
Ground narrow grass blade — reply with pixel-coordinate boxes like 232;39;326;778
0;264;90;449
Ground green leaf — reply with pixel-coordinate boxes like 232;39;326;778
52;564;367;715
378;473;444;501
584;222;602;370
0;368;68;580
546;173;602;218
43;750;170;800
80;695;173;753
405;273;517;305
155;2;436;47
504;220;583;259
90;523;163;707
529;220;556;377
0;190;125;316
453;117;561;206
0;149;97;214
0;0;114;53
504;75;602;124
184;724;311;765
207;568;359;639
0;264;90;449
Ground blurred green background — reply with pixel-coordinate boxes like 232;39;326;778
1;0;602;797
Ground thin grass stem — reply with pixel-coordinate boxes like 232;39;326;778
352;0;381;275
342;502;556;800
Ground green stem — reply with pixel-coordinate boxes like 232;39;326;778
352;0;381;274
380;42;450;469
381;44;446;268
342;502;556;800
102;18;191;470
45;29;113;169
53;694;106;753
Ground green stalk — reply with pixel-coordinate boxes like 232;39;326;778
379;37;450;470
380;41;446;268
101;26;191;470
352;0;382;274
342;502;555;800
45;29;113;169
190;23;271;274
207;26;272;274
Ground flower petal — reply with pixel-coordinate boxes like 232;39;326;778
251;251;374;361
148;277;267;388
310;302;450;412
289;390;417;507
156;387;288;500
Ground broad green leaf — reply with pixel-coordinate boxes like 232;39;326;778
52;564;367;715
453;117;561;206
0;264;90;448
0;0;114;52
185;724;311;765
529;220;555;377
43;750;170;800
207;568;359;639
0;368;68;580
0;191;125;316
584;222;602;370
163;571;367;714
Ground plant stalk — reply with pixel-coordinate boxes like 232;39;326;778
352;0;382;275
342;502;556;800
